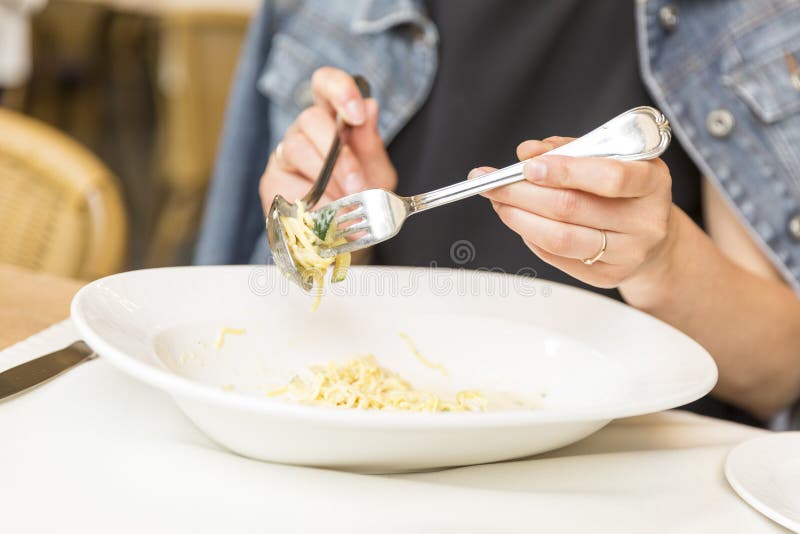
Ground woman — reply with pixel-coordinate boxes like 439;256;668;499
196;0;800;426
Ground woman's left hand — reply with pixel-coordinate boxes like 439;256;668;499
474;136;678;291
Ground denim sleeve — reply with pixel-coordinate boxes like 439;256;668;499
193;4;274;265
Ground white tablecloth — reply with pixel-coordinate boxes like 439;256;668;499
0;321;788;533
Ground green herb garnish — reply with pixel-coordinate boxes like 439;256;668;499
312;207;335;241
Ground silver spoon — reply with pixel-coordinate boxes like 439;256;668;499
266;75;371;290
318;106;671;259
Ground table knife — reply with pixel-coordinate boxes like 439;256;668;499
0;341;96;401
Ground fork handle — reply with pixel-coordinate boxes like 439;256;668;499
408;106;671;213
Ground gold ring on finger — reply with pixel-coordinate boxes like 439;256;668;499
582;229;607;266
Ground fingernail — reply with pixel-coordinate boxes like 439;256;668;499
524;160;548;181
343;172;363;194
467;168;482;179
344;100;365;125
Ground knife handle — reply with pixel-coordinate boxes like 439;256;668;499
0;341;96;401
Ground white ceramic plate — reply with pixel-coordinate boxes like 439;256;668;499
726;432;800;532
71;265;716;473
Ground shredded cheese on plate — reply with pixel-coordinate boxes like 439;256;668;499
214;327;246;349
398;331;447;376
267;354;486;412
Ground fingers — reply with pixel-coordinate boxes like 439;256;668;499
469;139;674;291
516;140;555;161
517;137;670;199
277;124;346;199
295;105;337;154
490;200;630;265
474;160;667;248
522;239;630;289
347;98;397;191
262;66;398;218
280;125;323;178
294;106;363;196
541;136;575;148
516;136;574;160
481;181;635;232
311;67;367;126
259;158;335;211
523;155;670;198
293;99;395;194
467;166;497;179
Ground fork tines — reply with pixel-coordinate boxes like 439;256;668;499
316;195;371;257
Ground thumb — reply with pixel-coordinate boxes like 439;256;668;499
347;98;397;190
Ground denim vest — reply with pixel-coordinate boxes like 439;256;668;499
194;0;800;295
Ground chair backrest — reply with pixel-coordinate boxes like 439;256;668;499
0;108;127;280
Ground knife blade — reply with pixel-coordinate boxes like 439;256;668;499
0;341;96;401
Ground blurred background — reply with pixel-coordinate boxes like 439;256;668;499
0;0;258;280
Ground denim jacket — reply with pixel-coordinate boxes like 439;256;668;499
194;0;800;294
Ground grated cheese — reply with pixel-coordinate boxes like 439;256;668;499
214;327;246;349
398;332;447;376
267;354;486;412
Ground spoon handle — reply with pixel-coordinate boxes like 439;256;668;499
409;106;671;214
301;75;371;209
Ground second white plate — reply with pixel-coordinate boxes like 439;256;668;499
726;432;800;532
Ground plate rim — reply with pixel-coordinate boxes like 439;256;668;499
725;431;800;531
70;265;718;429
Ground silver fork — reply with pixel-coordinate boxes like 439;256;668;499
318;106;671;258
267;75;371;290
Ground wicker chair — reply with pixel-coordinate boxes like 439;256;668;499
0;108;127;280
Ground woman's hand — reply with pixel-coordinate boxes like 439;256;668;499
259;67;397;212
474;136;678;294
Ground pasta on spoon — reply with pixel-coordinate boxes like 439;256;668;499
280;202;350;310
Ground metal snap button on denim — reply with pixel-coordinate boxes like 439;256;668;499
706;109;735;138
789;214;800;241
659;4;679;31
293;81;313;108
